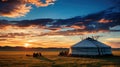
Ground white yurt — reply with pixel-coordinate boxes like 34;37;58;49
69;37;112;56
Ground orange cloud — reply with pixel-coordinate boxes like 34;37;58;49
27;0;55;7
0;0;55;18
0;35;80;48
102;38;120;48
0;4;31;18
105;38;120;42
98;18;113;23
105;41;120;48
71;25;86;30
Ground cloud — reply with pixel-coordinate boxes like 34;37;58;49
0;4;120;36
0;0;55;18
105;38;120;42
106;41;120;48
70;25;86;30
103;37;120;48
0;18;119;36
0;39;6;41
98;19;113;23
0;33;30;38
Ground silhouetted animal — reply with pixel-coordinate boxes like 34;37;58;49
59;51;69;56
33;52;42;57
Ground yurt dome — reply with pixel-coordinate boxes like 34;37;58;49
69;37;112;56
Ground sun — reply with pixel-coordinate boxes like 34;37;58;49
24;43;30;48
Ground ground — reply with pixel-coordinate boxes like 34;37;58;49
0;50;120;67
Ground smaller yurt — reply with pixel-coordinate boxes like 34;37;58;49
69;37;112;56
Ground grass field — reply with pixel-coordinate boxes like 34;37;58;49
0;50;120;67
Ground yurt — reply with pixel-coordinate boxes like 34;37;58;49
69;37;112;56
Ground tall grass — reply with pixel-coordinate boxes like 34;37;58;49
0;51;120;67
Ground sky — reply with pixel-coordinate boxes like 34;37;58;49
0;0;120;48
0;0;114;20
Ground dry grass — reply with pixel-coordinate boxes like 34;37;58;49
0;50;120;67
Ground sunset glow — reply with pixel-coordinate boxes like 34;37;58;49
0;0;120;48
24;43;30;48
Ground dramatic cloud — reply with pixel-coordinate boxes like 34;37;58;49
0;0;55;18
98;19;113;23
0;4;120;36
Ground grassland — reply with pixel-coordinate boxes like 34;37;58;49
0;50;120;67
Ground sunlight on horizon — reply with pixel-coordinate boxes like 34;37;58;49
24;43;31;48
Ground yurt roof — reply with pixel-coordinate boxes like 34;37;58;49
72;37;111;48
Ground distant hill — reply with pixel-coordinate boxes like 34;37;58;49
0;46;69;51
0;46;120;51
112;48;120;51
